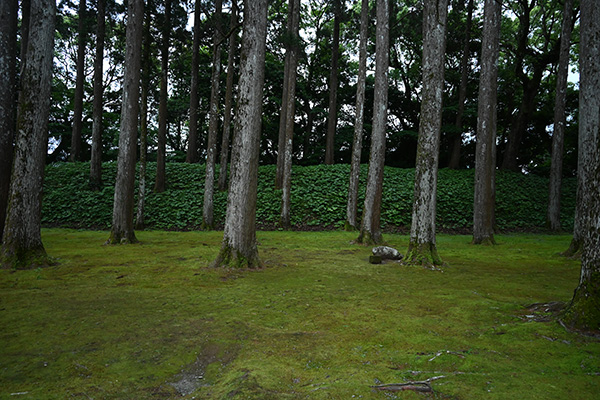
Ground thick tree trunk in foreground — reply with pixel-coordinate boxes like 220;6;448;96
547;0;574;232
212;0;268;269
202;0;223;230
472;0;501;245
218;0;238;191
186;0;202;164
562;0;600;331
345;0;369;231
356;0;389;245
89;0;105;190
1;0;55;269
0;0;18;243
405;0;448;266
324;0;341;165
154;0;171;193
69;0;86;162
107;0;143;245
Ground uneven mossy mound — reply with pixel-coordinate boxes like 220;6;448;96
42;162;576;231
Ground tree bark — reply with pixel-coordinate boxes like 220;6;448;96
324;0;341;165
106;0;143;245
202;0;223;230
0;0;18;243
218;0;238;191
472;0;501;245
562;0;600;331
405;0;448;266
20;0;31;71
1;0;55;269
275;10;292;190
546;0;575;232
186;0;202;164
356;0;389;245
345;0;369;231
154;0;171;193
69;0;86;162
212;0;268;269
89;0;106;190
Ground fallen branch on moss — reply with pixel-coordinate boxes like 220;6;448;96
371;375;446;392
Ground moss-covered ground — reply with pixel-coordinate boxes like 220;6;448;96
1;230;598;399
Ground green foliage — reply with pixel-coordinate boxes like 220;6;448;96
42;162;577;232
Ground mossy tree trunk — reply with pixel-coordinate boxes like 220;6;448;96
212;0;268;269
345;0;369;231
69;0;86;162
356;0;388;246
186;0;202;164
562;0;600;332
107;0;143;245
324;0;341;165
405;0;447;266
472;0;501;246
154;0;171;194
1;0;55;269
89;0;105;190
0;0;18;243
202;0;223;230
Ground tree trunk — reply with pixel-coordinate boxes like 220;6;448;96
154;0;171;193
218;0;238;192
202;0;223;230
448;0;474;170
106;0;143;245
186;0;202;164
405;0;448;267
212;0;268;269
547;0;574;232
0;0;18;243
1;0;55;269
345;0;369;231
69;0;86;162
324;0;341;165
20;0;31;71
89;0;105;190
275;19;292;190
280;0;301;229
356;0;389;245
562;0;600;331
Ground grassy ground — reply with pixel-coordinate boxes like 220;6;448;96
1;229;598;399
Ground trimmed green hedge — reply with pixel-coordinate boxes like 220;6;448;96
42;162;576;232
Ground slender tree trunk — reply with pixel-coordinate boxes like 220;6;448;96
562;0;600;331
0;0;18;243
324;0;341;165
356;0;388;245
448;0;474;170
154;0;171;193
472;0;501;245
202;0;223;230
275;20;292;190
212;0;268;269
89;0;106;190
280;0;301;229
218;0;238;191
405;0;448;267
1;0;55;269
106;0;143;245
345;0;369;231
70;0;86;162
186;0;202;164
547;0;574;232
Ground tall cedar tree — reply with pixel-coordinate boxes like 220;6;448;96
356;0;389;245
324;0;341;165
186;0;202;163
1;0;55;268
472;0;501;245
0;0;18;242
218;0;239;191
106;0;143;244
211;0;268;269
345;0;369;231
547;0;575;232
69;0;86;162
89;0;106;190
154;0;171;193
405;0;448;266
562;0;600;331
203;0;223;230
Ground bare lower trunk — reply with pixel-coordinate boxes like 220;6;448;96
89;0;105;190
275;43;291;189
69;0;86;162
212;0;268;269
186;0;202;164
324;1;340;165
154;0;171;193
1;0;55;268
136;11;151;231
